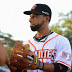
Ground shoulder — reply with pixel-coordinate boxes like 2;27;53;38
50;32;71;49
52;32;70;43
53;32;71;51
57;33;70;44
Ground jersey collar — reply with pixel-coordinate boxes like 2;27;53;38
33;31;53;42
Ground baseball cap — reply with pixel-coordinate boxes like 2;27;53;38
23;4;52;20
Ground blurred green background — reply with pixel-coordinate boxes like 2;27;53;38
0;11;72;71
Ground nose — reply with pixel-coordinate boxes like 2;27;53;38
29;17;33;23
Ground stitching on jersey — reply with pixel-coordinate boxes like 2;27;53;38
56;60;71;68
42;34;59;50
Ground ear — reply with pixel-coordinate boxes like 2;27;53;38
46;16;50;22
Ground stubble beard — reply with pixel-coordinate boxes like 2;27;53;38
30;20;44;31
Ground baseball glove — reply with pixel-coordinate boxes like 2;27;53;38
10;41;44;70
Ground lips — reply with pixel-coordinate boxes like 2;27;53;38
30;23;35;27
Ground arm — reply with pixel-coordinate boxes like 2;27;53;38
41;63;68;72
0;42;8;66
43;63;54;72
36;60;68;72
41;37;71;72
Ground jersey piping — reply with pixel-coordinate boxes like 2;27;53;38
42;34;59;50
28;40;36;51
28;34;59;51
28;34;59;63
28;34;71;72
56;60;71;68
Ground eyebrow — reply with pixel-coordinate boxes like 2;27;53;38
30;14;37;17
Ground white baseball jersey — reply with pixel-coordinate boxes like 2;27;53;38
23;32;71;72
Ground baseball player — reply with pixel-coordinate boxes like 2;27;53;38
8;4;71;72
0;42;8;66
23;4;71;72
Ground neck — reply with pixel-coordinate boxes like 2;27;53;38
36;27;50;38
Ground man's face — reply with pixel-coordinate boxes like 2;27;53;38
29;14;45;31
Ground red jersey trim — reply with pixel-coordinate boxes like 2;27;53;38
28;40;36;51
28;34;59;63
28;34;59;51
42;34;59;50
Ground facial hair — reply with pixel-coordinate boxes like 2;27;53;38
30;20;44;31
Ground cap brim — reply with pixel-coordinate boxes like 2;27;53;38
23;10;42;15
23;11;32;15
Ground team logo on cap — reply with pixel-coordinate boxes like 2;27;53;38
42;11;49;15
32;4;37;9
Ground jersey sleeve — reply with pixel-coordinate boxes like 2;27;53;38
55;36;71;71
